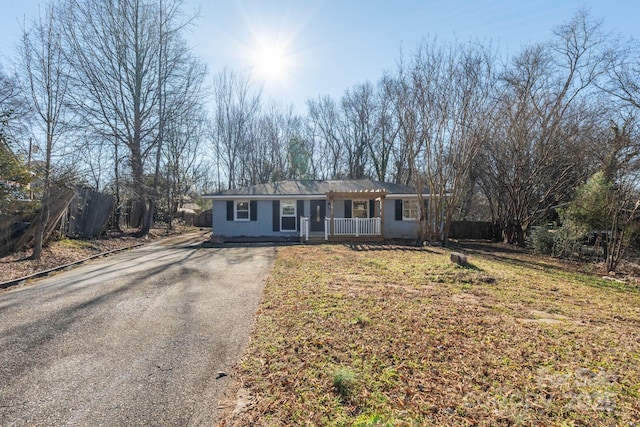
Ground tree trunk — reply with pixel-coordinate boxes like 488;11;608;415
30;200;50;260
131;144;150;237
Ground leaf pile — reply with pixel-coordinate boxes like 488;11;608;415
222;244;640;426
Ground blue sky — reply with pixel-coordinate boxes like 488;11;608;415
1;0;639;111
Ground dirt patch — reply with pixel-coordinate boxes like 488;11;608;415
516;309;585;325
451;292;481;305
518;310;569;324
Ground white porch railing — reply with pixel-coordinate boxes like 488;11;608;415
325;217;330;240
300;217;382;241
300;217;310;240
332;217;381;236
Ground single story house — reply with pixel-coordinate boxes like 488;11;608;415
202;179;429;242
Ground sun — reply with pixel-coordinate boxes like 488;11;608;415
251;39;291;83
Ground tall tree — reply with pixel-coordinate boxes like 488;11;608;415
146;0;202;233
162;104;208;224
0;66;30;149
477;11;608;245
20;3;69;259
0;68;32;210
307;95;345;179
368;75;399;182
387;40;495;244
604;36;640;109
340;82;378;179
211;68;261;189
62;0;198;236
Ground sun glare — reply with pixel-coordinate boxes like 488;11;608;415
251;40;291;82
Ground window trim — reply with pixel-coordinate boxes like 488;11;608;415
280;199;297;231
234;200;250;221
402;199;419;221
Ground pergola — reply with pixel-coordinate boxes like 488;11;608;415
325;189;387;237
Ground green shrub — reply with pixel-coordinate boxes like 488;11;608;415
529;223;586;259
529;227;555;255
551;221;585;258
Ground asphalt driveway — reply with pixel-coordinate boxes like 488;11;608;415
0;233;275;426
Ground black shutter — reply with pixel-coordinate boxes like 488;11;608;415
344;200;352;218
297;200;304;229
369;199;375;218
395;199;402;221
227;200;234;221
250;200;257;221
272;200;280;231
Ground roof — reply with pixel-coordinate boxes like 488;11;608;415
202;179;422;199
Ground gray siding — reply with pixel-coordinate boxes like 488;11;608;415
212;197;421;240
213;199;315;238
382;199;420;239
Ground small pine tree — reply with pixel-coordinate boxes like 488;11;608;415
565;171;639;272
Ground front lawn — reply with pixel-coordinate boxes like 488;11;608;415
220;243;640;426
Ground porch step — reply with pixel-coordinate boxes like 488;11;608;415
303;235;327;243
302;235;385;244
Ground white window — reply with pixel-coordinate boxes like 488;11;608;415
235;201;249;221
403;199;419;221
352;200;369;218
281;200;297;231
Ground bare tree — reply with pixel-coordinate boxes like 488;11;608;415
162;103;208;224
211;68;261;189
306;84;384;180
386;39;495;244
20;3;70;259
0;66;32;214
146;0;202;232
368;75;400;182
340;82;378;179
604;35;640;109
0;66;30;147
564;119;640;272
380;74;412;185
249;104;286;184
477;11;608;245
307;95;346;179
62;0;198;236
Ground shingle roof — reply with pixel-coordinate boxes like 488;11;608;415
203;179;419;197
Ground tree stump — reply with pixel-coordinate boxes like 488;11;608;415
450;252;468;266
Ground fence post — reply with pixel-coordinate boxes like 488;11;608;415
325;218;329;240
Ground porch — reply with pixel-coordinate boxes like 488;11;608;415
300;217;382;242
300;188;387;242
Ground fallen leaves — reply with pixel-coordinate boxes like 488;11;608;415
222;243;640;426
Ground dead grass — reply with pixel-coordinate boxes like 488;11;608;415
219;243;640;426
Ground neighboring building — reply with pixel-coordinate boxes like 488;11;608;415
202;179;429;242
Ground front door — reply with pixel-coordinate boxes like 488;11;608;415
310;200;326;232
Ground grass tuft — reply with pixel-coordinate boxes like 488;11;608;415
331;366;359;397
351;314;371;326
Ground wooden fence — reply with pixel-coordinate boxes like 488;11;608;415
449;221;497;240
